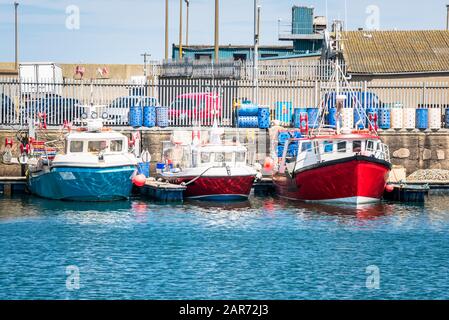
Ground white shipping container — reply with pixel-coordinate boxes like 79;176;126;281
19;62;63;95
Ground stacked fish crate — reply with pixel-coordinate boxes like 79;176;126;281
235;101;271;129
276;130;302;158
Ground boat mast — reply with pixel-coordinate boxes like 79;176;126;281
333;20;346;135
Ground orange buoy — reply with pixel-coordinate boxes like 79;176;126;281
263;157;274;171
385;184;394;193
132;174;146;187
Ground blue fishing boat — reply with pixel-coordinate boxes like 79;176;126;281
27;107;138;201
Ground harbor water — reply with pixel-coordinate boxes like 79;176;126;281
1;194;449;300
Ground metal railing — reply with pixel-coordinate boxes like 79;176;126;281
2;78;449;129
159;59;338;81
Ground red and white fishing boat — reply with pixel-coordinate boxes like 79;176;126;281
273;60;392;205
160;125;258;201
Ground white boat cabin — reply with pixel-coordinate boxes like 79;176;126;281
191;144;248;168
170;144;249;171
280;134;390;173
65;131;128;155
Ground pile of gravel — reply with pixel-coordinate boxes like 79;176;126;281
407;169;449;182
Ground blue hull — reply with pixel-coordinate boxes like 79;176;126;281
27;166;137;201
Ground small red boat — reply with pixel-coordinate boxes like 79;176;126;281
273;131;391;204
160;144;257;201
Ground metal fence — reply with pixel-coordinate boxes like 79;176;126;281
158;59;338;81
2;77;449;128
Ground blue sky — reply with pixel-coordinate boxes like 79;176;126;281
0;0;448;63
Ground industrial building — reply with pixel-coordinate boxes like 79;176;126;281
337;30;449;82
278;5;326;54
171;44;296;61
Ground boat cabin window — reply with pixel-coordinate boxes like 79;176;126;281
235;151;245;162
201;152;210;163
323;141;334;153
301;142;312;152
337;141;347;153
366;140;375;152
313;142;319;154
88;141;107;153
214;152;225;162
70;141;84;153
353;140;362;153
110;140;123;152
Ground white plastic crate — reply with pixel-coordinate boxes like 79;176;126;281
341;108;354;129
428;108;441;129
403;108;416;129
391;107;403;129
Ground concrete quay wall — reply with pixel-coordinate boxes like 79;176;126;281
0;128;448;177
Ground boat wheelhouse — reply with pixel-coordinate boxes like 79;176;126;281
274;130;391;204
27;113;138;201
160;143;257;201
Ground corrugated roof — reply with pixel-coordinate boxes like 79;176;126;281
341;30;449;74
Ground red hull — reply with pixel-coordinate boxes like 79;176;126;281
171;175;255;200
273;156;391;204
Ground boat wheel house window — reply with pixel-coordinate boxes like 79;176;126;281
337;141;347;153
201;152;210;163
324;141;334;153
353;140;362;153
110;140;123;152
88;141;107;153
214;152;225;162
70;141;83;153
236;151;245;163
366;140;375;152
301;142;312;152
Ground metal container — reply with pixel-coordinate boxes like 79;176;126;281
378;108;391;130
445;109;449;128
129;106;143;128
306;107;319;129
257;107;271;129
275;102;293;126
326;107;337;127
293;108;308;128
237;116;259;128
238;104;259;117
416;108;429;130
403;108;415;129
156;106;169;128
428;108;441;130
391;105;403;129
143;106;156;128
341;108;354;129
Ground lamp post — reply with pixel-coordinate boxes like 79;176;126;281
214;0;219;62
253;0;260;104
185;0;190;46
14;2;19;71
178;0;183;60
165;0;169;60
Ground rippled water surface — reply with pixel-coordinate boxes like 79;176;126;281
1;192;449;300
